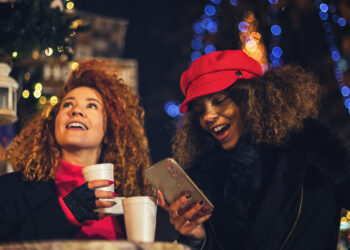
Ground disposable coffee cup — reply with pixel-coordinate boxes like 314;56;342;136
122;196;157;243
82;163;115;214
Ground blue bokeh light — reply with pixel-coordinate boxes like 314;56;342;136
238;21;249;32
319;11;328;21
210;0;222;4
191;38;203;50
271;24;281;36
338;17;346;27
319;3;328;12
201;17;211;29
193;21;204;34
331;50;341;61
204;5;216;16
272;46;283;58
345;98;350;108
268;0;278;4
271;60;281;67
207;21;218;33
270;53;278;61
191;51;202;61
230;0;238;6
165;102;180;117
205;44;216;54
341;86;350;97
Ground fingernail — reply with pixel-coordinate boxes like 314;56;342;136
108;180;114;185
199;200;204;205
186;193;191;199
113;193;118;197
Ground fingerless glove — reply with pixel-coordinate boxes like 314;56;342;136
63;182;99;223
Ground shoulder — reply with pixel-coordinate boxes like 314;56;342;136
0;172;25;189
287;120;347;158
0;172;55;197
284;119;349;173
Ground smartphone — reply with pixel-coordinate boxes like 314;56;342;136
144;158;214;215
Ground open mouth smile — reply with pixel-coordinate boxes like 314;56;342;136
66;122;88;130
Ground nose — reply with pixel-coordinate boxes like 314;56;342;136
203;108;218;122
69;105;85;117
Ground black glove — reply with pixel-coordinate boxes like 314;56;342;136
63;182;99;223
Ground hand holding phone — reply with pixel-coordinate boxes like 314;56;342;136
144;158;214;215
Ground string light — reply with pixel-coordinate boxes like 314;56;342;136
165;0;223;118
22;90;30;99
315;0;350;115
49;96;58;105
267;0;283;68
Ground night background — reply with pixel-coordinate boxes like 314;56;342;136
73;0;350;163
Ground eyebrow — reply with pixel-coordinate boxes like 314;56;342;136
62;96;102;105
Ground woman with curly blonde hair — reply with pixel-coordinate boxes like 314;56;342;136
0;58;151;242
157;50;350;250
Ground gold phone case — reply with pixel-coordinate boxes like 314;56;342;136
144;158;214;214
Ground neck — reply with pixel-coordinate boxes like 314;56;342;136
60;148;101;167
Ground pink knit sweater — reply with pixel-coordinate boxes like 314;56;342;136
55;160;124;240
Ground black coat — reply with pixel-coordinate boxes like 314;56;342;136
181;120;350;250
0;172;126;243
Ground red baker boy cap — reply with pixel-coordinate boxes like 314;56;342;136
179;50;263;113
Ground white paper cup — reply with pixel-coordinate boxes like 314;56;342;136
122;196;157;243
82;163;115;214
82;163;114;191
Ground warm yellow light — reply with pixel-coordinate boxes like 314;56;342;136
34;82;42;91
246;40;257;52
50;96;58;105
22;90;30;99
66;2;74;9
250;32;261;41
32;50;39;60
346;211;350;219
24;72;31;82
57;46;64;53
341;217;348;223
33;90;41;99
39;96;47;105
45;47;53;56
12;51;18;58
70;21;79;29
69;31;76;37
71;62;79;70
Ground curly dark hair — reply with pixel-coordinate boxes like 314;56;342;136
172;65;321;168
6;58;152;196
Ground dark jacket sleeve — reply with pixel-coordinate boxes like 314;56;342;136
0;172;80;242
301;121;350;209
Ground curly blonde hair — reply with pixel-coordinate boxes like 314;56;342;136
173;65;321;168
6;58;151;196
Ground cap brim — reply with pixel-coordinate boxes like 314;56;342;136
180;75;237;113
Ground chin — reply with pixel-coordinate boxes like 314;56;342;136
221;138;239;150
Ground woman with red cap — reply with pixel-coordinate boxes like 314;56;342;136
157;50;350;249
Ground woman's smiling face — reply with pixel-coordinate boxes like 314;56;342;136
191;92;243;150
54;86;106;154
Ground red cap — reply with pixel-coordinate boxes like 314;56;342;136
180;50;263;113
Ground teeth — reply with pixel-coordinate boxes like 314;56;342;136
212;124;227;133
67;122;87;130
